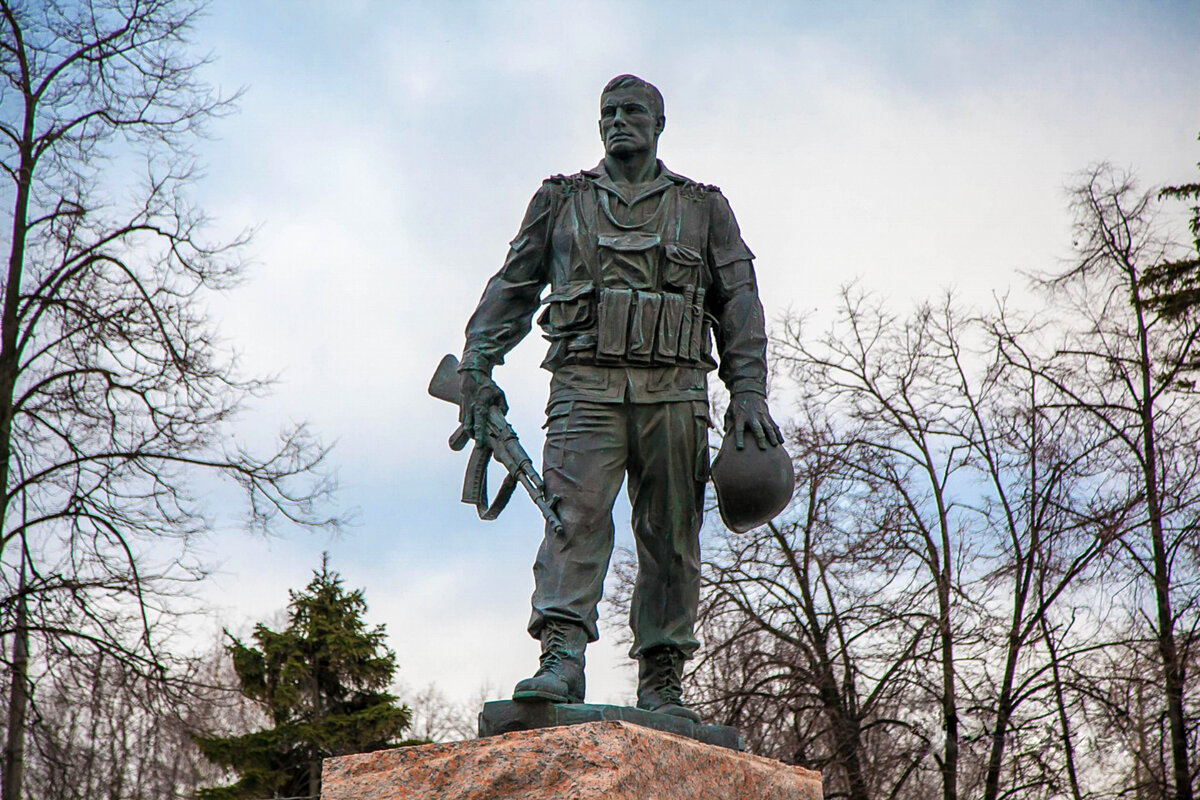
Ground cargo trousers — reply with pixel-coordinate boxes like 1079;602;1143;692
527;396;709;658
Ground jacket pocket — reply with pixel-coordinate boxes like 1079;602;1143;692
537;281;595;337
597;232;661;291
663;242;704;290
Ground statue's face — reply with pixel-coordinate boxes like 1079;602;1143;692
599;87;663;158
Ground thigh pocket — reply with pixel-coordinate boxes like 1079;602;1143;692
542;401;574;471
693;400;712;483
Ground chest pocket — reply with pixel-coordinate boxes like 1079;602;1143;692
663;242;706;290
596;232;660;290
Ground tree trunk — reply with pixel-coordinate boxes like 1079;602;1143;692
812;650;871;800
981;631;1021;800
1147;471;1191;800
831;707;871;800
938;574;959;800
0;15;35;569
778;520;873;800
0;53;35;800
982;532;1039;800
2;567;29;800
1041;613;1083;800
1133;287;1193;800
310;659;322;799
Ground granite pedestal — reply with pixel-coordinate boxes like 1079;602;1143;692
321;720;821;800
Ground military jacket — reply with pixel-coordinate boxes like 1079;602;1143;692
462;160;769;405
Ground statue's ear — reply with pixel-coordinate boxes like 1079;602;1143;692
656;115;665;136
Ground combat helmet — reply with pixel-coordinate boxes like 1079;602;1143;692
711;438;795;533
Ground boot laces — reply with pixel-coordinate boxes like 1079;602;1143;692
649;648;685;704
537;622;571;673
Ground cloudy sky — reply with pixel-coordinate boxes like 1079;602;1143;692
181;0;1199;707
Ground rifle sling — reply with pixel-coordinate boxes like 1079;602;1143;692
462;440;520;521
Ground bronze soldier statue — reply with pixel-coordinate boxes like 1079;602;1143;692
456;74;785;723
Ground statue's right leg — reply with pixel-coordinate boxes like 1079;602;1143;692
515;399;626;703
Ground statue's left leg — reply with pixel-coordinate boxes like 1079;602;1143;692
625;399;708;721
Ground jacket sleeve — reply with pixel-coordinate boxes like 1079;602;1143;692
460;183;556;372
706;191;768;396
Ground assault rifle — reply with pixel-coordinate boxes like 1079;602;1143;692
428;354;564;536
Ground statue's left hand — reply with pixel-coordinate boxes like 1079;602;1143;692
724;392;783;450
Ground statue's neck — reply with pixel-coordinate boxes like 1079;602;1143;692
604;149;659;189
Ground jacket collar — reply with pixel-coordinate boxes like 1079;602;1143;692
585;159;686;205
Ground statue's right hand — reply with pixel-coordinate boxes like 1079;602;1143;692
459;368;508;444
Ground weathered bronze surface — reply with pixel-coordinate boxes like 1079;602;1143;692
446;74;788;720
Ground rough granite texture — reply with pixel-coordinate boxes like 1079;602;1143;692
321;720;821;800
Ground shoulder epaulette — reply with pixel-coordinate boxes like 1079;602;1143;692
679;180;721;200
546;172;592;195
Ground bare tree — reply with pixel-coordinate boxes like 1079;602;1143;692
1019;164;1200;800
0;3;337;798
396;681;490;743
967;302;1125;800
777;292;991;800
676;290;1119;800
691;411;935;800
20;635;264;800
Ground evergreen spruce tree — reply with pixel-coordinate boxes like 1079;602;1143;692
195;557;414;799
1140;131;1200;320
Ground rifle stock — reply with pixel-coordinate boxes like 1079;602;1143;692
428;353;463;404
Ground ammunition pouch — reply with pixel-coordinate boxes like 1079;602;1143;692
589;285;711;366
538;281;594;338
537;278;713;367
537;193;714;367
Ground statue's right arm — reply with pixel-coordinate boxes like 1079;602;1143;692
458;183;556;440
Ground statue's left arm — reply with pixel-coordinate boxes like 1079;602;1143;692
706;190;783;450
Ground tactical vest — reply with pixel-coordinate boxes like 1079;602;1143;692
536;173;718;371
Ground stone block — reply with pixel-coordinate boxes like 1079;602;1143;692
321;720;821;800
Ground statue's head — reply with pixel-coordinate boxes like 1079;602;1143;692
599;74;665;158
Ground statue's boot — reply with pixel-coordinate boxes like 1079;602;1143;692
636;645;701;723
512;620;587;703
